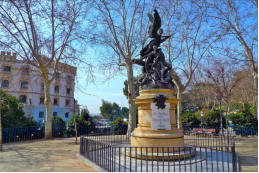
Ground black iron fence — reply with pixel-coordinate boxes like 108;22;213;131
2;125;102;143
229;126;258;136
184;132;235;148
80;131;239;172
2;126;44;143
183;126;258;136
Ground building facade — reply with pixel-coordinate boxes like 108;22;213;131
0;51;77;124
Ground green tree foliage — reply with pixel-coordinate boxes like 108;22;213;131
110;117;127;134
52;116;66;129
202;109;226;129
68;108;95;128
100;100;113;120
123;78;139;99
121;107;129;118
229;104;257;127
182;111;201;127
0;90;37;128
81;108;91;122
68;114;80;127
100;100;129;121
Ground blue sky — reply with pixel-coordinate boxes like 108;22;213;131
73;46;130;114
73;42;142;115
74;71;128;114
72;0;257;115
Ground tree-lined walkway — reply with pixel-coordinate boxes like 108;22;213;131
0;138;97;172
235;136;258;172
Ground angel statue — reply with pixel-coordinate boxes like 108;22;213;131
140;9;171;58
132;9;174;90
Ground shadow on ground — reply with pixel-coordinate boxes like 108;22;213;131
0;138;97;172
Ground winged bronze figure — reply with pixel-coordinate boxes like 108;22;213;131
140;9;171;58
132;9;174;90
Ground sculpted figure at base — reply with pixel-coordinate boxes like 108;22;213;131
133;9;174;90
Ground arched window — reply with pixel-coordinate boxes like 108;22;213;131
19;95;27;103
54;85;59;93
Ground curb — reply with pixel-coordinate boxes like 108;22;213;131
77;153;107;172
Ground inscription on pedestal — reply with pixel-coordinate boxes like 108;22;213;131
151;103;171;130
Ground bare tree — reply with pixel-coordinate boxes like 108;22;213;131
155;0;220;128
90;0;150;134
207;60;243;130
231;67;255;108
0;0;92;139
208;0;258;107
0;100;3;151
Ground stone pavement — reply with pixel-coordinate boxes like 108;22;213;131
0;138;98;172
235;136;258;172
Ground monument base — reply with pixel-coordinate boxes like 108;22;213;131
131;89;185;155
131;128;184;152
122;145;195;161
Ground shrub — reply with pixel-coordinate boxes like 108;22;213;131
0;89;37;128
68;114;95;128
194;108;210;118
229;104;258;127
52;116;66;129
182;111;201;127
110;117;127;134
202;109;226;129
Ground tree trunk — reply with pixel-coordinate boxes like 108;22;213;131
73;100;78;144
253;73;258;116
126;62;137;136
225;103;229;136
0;107;2;152
177;89;183;129
44;81;52;139
74;114;78;144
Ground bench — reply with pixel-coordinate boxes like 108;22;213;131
192;128;216;134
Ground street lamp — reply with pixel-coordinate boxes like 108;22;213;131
200;111;204;127
217;94;223;135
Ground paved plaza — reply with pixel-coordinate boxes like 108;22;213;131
0;138;97;172
0;136;257;172
235;136;258;172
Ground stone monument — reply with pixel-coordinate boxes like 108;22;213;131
131;9;184;157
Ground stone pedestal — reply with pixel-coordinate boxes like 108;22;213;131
131;89;184;153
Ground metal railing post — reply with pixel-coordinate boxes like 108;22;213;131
231;137;237;172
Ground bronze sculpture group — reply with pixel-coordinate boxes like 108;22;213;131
133;9;174;90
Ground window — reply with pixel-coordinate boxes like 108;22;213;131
55;73;60;79
53;98;58;105
21;81;28;89
3;66;11;72
1;80;9;88
22;67;29;74
39;112;44;118
39;97;44;104
66;88;71;95
66;75;72;82
65;99;70;106
53;112;57;116
41;83;44;92
65;112;69;118
54;85;59;93
19;95;27;103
